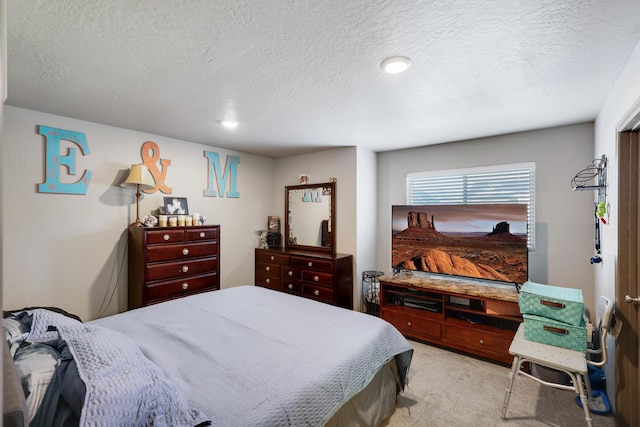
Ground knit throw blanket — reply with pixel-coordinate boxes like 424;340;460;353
27;309;209;427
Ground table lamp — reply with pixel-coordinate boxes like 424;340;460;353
123;164;155;226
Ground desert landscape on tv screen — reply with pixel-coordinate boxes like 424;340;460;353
392;204;528;284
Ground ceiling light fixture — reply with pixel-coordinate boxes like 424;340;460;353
381;56;412;74
220;120;239;128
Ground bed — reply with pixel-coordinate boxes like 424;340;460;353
3;285;413;426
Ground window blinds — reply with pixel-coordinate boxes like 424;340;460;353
406;163;535;250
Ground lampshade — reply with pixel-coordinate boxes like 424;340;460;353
123;164;155;189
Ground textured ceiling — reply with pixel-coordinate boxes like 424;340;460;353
6;1;640;158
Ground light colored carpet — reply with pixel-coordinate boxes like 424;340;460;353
384;340;615;427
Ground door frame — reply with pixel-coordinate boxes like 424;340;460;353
616;100;640;426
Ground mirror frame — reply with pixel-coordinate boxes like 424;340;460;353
284;181;336;254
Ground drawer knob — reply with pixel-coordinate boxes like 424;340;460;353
313;275;319;282
270;256;275;261
266;266;270;272
288;271;293;277
314;289;320;296
182;248;189;256
200;232;205;238
181;265;189;273
163;234;170;241
407;321;412;327
479;339;484;345
288;284;293;290
266;278;271;284
308;262;313;267
182;282;189;290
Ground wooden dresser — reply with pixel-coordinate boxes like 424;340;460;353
128;225;220;309
255;248;353;309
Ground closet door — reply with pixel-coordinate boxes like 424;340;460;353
617;130;640;427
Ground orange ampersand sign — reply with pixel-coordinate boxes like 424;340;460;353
141;141;172;194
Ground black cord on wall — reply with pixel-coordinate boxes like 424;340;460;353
96;238;128;318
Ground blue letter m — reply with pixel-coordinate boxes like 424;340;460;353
204;152;240;198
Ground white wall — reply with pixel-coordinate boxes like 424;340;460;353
2;106;275;321
376;123;598;312
356;146;378;311
595;38;640;301
594;36;640;414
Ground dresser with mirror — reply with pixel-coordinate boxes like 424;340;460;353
255;181;354;309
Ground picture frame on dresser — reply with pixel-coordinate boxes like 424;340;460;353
268;215;280;232
164;197;189;215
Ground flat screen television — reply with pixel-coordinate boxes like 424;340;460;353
392;204;528;285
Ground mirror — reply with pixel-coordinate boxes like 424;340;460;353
285;181;335;253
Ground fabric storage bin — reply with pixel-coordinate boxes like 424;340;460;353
522;313;587;352
519;281;584;326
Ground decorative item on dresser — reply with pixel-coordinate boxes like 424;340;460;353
380;274;522;365
128;225;220;309
255;248;353;309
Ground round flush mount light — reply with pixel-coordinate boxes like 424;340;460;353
381;56;412;74
219;120;239;128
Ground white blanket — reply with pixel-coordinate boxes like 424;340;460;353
90;286;413;427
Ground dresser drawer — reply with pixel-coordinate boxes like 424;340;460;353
383;309;442;340
443;324;513;355
256;250;290;265
291;256;333;273
282;267;300;280
146;274;218;301
301;270;333;287
146;257;218;281
146;229;184;244
256;273;281;290
282;280;302;294
146;241;219;262
302;284;334;303
256;262;282;277
185;228;218;241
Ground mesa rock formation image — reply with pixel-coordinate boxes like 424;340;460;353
396;248;513;282
392;206;528;283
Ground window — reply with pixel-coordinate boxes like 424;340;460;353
406;163;536;250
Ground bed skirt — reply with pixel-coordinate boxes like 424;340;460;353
325;358;400;427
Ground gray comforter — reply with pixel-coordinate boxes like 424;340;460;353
90;285;413;427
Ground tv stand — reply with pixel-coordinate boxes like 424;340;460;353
380;274;522;365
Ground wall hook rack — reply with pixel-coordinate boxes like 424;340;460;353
571;154;607;202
